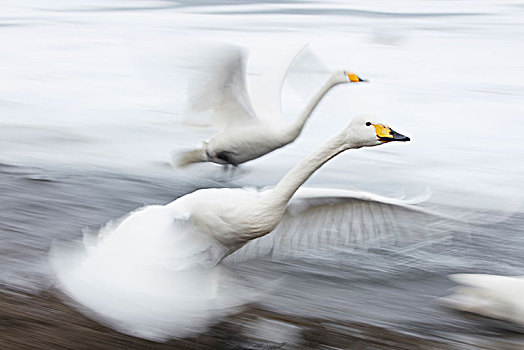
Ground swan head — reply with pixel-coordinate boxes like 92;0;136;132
331;70;367;84
345;115;410;148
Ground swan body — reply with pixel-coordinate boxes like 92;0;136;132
178;46;366;167
164;115;409;262
52;115;414;340
198;122;293;166
442;274;524;327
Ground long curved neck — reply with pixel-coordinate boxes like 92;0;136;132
264;131;350;210
285;76;345;141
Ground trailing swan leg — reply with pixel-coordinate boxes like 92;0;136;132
220;164;249;181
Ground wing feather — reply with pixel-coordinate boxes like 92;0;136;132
184;44;257;128
248;43;308;120
226;188;457;263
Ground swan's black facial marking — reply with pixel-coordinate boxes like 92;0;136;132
366;122;371;126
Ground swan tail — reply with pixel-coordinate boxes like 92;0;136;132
176;148;208;168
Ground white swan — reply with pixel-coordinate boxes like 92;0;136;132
177;45;366;167
441;274;524;327
170;115;410;263
52;115;418;340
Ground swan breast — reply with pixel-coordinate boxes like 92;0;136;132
183;188;283;250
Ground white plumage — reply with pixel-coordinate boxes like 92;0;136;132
177;45;366;167
52;115;413;340
441;274;524;327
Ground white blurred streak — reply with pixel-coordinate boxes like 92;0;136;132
441;274;524;328
182;43;257;128
181;42;320;128
51;242;226;340
241;317;303;348
246;41;310;123
281;46;335;116
50;247;256;341
49;205;261;341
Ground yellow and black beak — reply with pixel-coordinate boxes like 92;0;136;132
347;72;368;83
372;123;410;142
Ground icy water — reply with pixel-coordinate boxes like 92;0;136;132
2;0;524;348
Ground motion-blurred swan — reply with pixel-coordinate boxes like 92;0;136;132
52;115;418;340
441;274;524;327
177;46;366;167
171;115;410;263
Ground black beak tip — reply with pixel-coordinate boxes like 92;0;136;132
359;78;369;83
404;137;410;142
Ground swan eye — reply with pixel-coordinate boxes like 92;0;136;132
366;122;371;126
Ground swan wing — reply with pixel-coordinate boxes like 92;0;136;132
282;47;333;114
184;44;257;128
248;43;308;121
227;187;454;263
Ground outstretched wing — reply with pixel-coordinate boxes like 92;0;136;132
226;187;457;263
281;47;333;114
247;43;309;121
184;44;257;128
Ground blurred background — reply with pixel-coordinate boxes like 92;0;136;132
1;0;524;348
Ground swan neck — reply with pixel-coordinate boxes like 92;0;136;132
286;77;344;140
266;132;349;209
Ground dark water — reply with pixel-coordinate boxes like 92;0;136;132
2;161;524;348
